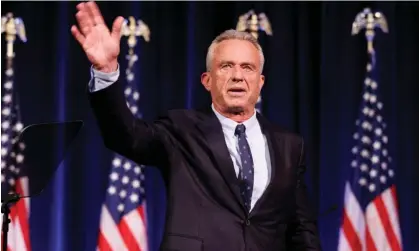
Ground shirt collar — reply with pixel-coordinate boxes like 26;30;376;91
211;103;258;137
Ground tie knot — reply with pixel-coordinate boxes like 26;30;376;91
235;124;246;136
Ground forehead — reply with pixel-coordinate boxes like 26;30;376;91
213;39;260;63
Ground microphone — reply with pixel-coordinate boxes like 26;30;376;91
2;193;21;205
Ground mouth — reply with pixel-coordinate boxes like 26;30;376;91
227;87;246;96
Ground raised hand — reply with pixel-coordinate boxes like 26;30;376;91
71;1;124;73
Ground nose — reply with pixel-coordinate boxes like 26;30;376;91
231;67;244;82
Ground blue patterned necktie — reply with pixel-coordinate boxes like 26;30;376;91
235;124;254;212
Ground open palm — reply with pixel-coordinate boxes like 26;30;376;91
71;1;124;73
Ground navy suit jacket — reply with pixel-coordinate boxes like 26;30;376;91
88;80;322;251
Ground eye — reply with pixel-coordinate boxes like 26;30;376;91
242;65;253;71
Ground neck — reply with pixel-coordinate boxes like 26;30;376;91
213;103;254;123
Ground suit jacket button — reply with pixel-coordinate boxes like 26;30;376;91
245;219;250;226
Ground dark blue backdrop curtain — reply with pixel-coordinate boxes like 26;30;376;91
1;1;418;251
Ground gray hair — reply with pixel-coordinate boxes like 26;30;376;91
205;29;265;73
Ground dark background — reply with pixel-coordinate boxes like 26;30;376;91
1;1;418;251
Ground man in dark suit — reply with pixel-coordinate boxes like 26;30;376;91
71;2;321;250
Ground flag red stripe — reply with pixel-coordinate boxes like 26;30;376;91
374;195;401;251
137;206;146;225
390;186;399;215
365;225;377;251
15;201;31;250
15;179;31;250
97;230;113;251
342;208;363;251
8;203;28;251
118;218;142;251
10;205;18;221
137;206;148;249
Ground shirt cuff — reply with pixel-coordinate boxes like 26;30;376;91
88;64;120;92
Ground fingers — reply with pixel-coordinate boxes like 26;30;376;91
111;16;125;41
75;2;94;35
71;25;86;45
85;1;106;26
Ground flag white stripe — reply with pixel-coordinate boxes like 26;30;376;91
99;205;128;251
8;216;16;250
337;228;352;251
5;209;29;251
19;177;30;212
366;202;391;251
382;188;402;246
141;201;148;250
124;207;148;251
7;178;30;251
13;219;28;251
344;182;366;247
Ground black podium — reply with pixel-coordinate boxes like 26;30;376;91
1;121;83;251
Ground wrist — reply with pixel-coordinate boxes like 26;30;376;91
94;61;118;73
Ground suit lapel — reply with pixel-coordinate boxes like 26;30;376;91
249;113;282;217
194;109;284;216
195;109;246;212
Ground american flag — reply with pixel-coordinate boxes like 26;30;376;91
337;46;403;250
96;55;148;251
1;67;31;251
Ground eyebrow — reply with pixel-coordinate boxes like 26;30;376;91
219;60;257;68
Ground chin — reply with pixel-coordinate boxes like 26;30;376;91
226;106;245;114
225;101;247;113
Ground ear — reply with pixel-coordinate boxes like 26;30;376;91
201;72;211;91
259;74;265;90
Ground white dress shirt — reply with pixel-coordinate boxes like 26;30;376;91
89;65;272;211
211;105;272;210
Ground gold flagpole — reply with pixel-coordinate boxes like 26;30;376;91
1;12;27;148
2;12;27;84
351;8;388;72
121;16;150;86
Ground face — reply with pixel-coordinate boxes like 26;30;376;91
201;39;265;114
